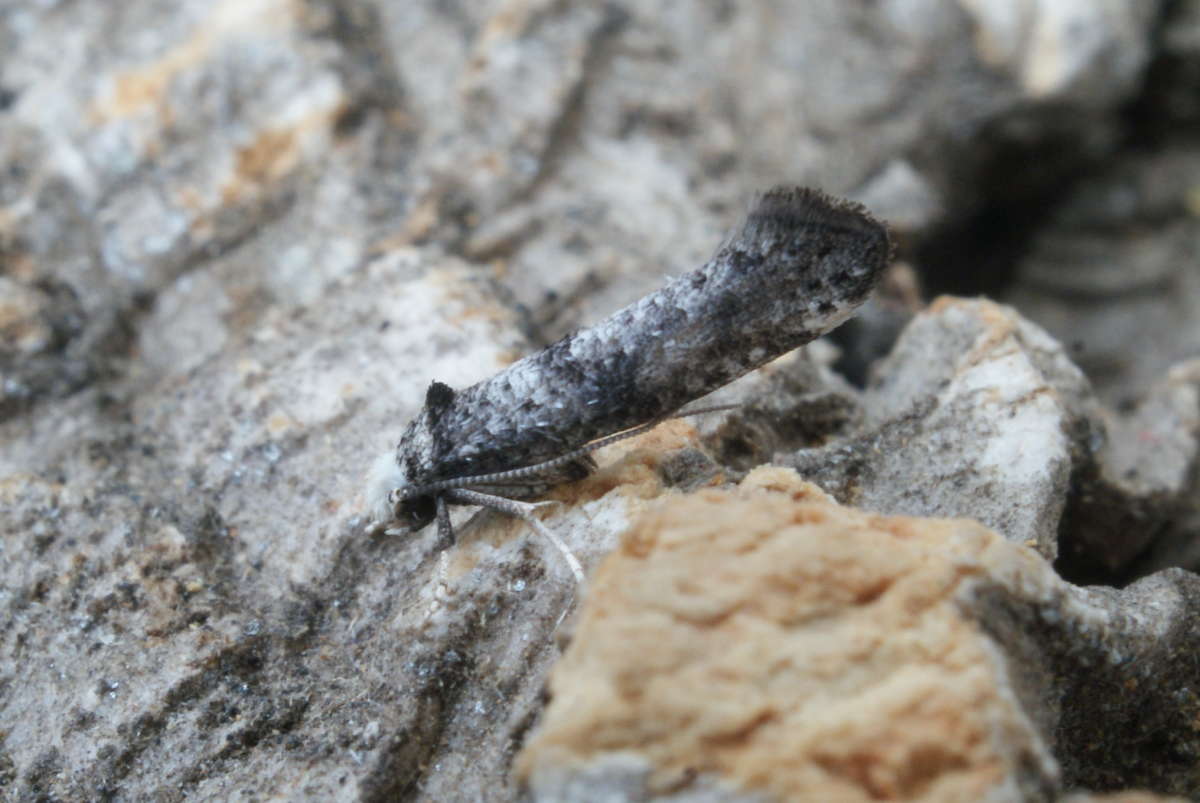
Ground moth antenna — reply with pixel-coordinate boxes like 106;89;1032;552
401;403;741;499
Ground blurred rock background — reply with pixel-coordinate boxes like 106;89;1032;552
1;1;1198;800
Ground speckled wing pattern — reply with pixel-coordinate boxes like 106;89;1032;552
391;187;890;500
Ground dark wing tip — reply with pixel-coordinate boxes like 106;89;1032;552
750;185;893;262
755;185;885;233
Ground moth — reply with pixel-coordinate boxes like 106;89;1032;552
367;187;891;580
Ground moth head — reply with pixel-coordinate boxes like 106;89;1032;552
366;450;411;528
365;451;436;532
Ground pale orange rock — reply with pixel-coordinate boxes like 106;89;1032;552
517;466;1059;802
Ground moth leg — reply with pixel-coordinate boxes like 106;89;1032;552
413;496;455;620
435;494;455;550
430;547;453;610
445;488;584;584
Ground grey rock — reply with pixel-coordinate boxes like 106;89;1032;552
957;0;1158;103
0;250;588;801
1060;360;1200;577
852;160;944;234
1039;569;1200;796
0;0;356;419
775;299;1200;577
783;298;1102;560
693;342;864;474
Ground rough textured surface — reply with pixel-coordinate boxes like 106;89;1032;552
779;297;1103;560
775;298;1200;580
519;469;1200;802
0;252;560;801
520;470;1060;802
3;0;1200;801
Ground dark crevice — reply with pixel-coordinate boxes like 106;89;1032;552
1121;0;1200;148
913;131;1100;302
915;1;1198;305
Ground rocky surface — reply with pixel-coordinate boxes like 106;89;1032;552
785;297;1101;562
2;1;1200;801
518;468;1200;802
